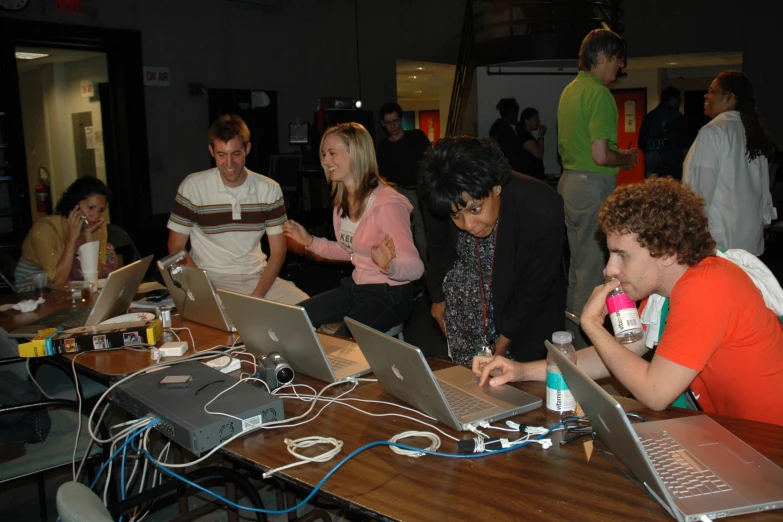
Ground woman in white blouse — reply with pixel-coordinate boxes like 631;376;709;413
683;70;775;255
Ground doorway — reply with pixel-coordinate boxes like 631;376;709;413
0;19;151;258
15;46;110;223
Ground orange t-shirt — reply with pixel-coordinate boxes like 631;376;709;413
651;257;783;425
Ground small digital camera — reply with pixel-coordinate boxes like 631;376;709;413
257;352;294;390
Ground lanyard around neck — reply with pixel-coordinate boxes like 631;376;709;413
476;222;499;345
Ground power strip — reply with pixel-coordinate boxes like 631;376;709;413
203;356;242;374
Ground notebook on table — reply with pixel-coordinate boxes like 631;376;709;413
9;255;153;338
345;317;542;432
545;340;783;521
217;290;370;383
156;252;235;332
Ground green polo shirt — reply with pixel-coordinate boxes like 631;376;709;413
557;71;619;175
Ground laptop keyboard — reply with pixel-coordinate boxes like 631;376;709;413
55;308;92;330
327;354;356;371
437;379;495;418
639;430;732;499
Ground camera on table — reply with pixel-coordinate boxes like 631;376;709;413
257;352;294;390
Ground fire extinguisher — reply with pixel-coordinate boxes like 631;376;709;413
36;167;52;214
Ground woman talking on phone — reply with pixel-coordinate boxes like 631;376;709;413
15;177;117;291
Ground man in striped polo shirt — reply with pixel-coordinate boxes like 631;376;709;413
167;115;308;304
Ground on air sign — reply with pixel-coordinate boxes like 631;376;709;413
143;67;170;87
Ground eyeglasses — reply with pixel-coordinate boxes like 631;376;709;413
382;118;401;126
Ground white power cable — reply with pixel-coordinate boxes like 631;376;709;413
388;431;441;458
262;436;344;479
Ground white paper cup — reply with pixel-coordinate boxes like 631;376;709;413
83;271;98;285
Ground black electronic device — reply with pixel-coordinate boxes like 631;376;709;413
114;362;284;455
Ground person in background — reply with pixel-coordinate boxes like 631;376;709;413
15;177;117;292
489;98;523;172
167;114;308;304
683;70;775;256
376;102;431;265
419;136;565;365
557;28;638;316
284;123;424;338
474;178;783;426
638;86;688;179
515;107;547;180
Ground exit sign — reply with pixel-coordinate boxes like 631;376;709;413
143;66;170;87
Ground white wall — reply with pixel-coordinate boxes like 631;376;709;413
612;68;661;113
18;68;53;221
476;66;577;174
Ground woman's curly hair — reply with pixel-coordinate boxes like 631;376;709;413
598;178;715;267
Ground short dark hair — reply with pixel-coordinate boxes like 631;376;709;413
660;86;681;104
495;98;519;119
520;107;539;122
208;114;251;147
418;136;511;218
578;28;626;71
55;176;112;217
598;177;715;267
379;102;403;121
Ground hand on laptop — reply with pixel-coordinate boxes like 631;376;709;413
472;355;522;387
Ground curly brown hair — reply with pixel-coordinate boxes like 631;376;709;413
598;178;715;267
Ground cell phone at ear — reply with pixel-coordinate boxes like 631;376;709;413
158;375;192;389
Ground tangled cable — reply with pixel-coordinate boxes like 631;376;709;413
388;431;442;458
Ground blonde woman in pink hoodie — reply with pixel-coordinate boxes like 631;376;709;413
284;122;425;337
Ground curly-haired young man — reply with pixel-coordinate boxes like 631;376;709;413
473;178;783;425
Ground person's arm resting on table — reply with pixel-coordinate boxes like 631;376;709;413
252;232;286;298
579;280;698;410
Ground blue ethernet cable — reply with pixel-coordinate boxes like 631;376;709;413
138;421;565;516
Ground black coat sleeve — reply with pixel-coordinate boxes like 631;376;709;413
422;208;457;303
493;177;565;342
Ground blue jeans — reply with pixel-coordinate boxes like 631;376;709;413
299;277;414;338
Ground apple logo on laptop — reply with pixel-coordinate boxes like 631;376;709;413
267;328;279;342
392;364;404;380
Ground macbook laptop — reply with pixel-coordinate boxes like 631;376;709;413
345;317;542;432
157;251;235;332
10;255;153;338
545;340;783;522
217;290;371;382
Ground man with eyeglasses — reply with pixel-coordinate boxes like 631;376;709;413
376;102;431;266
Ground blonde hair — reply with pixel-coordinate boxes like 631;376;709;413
320;122;387;219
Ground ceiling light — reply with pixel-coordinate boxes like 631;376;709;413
15;51;49;60
355;100;362;109
665;61;678;66
414;90;422;95
408;75;417;79
415;67;425;71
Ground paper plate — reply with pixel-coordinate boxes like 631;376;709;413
99;312;156;325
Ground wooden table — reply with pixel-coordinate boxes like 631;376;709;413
3;291;783;521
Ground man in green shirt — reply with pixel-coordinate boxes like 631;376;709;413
557;28;638;315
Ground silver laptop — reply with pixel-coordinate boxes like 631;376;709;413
157;251;235;332
345;317;542;432
545;340;783;522
217;290;370;383
10;255;153;338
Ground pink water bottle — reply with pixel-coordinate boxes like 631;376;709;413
606;285;643;343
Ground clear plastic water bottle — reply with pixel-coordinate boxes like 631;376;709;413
606;284;644;344
546;331;577;413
